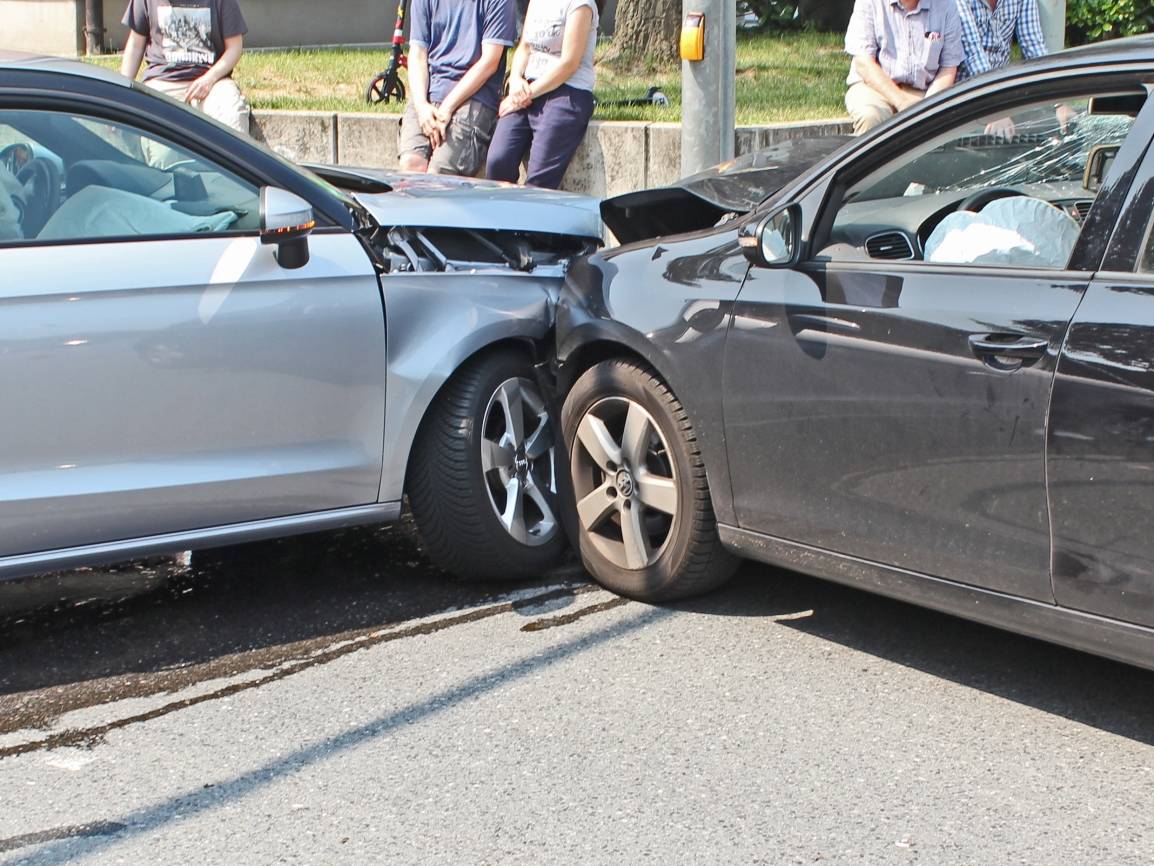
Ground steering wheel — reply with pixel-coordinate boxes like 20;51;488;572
956;187;1027;213
15;157;62;238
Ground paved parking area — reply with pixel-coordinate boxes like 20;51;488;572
1;524;1153;865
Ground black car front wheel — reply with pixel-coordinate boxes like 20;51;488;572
561;359;737;601
409;350;565;579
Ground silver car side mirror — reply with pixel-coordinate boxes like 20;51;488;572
260;186;315;270
739;204;801;269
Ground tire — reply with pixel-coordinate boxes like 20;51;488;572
408;350;566;580
561;359;738;602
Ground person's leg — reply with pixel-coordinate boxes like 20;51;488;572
428;100;497;177
398;103;432;172
523;86;594;190
141;80;192;168
485;105;535;183
200;77;251;134
845;82;895;136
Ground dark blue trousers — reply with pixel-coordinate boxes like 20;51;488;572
485;84;595;190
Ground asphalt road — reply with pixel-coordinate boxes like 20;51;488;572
1;523;1153;865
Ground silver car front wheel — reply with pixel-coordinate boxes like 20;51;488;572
409;352;566;580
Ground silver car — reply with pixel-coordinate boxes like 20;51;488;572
0;52;602;582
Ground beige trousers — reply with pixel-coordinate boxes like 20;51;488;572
845;82;925;136
145;77;251;134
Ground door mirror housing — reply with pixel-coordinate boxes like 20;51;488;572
740;204;800;268
260;187;315;269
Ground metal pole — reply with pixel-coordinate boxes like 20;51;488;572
680;0;736;177
1037;0;1066;53
83;0;106;55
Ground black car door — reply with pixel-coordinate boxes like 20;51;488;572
1049;133;1154;627
724;74;1154;602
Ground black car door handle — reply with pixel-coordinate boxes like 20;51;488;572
968;334;1050;360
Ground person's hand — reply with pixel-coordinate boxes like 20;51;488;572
433;103;455;133
499;91;531;118
1056;103;1078;134
185;73;217;104
417;103;444;148
508;75;531;101
985;116;1016;140
897;91;922;111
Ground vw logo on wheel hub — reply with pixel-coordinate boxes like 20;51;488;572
615;469;635;498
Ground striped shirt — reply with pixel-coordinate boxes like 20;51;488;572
845;0;965;92
956;0;1048;80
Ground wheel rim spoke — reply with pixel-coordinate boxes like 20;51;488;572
621;402;651;469
576;414;621;472
497;381;527;446
500;476;529;545
481;437;515;473
619;503;652;570
523;475;558;536
636;472;677;516
524;420;554;460
576;482;617;531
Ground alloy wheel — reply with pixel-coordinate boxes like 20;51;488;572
481;377;558;547
571;396;678;570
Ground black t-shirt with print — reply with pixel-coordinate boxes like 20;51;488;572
123;0;248;82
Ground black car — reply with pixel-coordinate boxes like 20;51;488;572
554;36;1154;670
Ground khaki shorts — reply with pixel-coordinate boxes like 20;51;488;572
845;82;925;136
145;76;250;133
399;98;497;177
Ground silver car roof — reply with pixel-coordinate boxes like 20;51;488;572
0;50;128;86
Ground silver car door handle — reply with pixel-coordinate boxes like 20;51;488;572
968;334;1050;360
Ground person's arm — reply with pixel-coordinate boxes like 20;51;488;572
119;29;148;80
1016;0;1049;60
853;55;921;110
925;66;957;97
524;5;593;100
186;34;243;102
954;0;992;77
437;42;507;118
407;44;443;147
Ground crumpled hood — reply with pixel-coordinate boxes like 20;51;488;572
601;135;852;244
309;165;603;240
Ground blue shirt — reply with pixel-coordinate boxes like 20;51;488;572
956;0;1048;80
409;0;516;110
845;0;965;91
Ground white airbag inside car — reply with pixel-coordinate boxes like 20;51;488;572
0;163;23;240
924;196;1081;269
38;184;238;241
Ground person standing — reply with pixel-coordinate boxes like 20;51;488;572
400;0;516;176
119;0;250;133
485;0;599;190
956;0;1048;80
844;0;965;136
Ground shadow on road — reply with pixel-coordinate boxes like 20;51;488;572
3;531;1153;747
674;563;1154;746
0;520;584;733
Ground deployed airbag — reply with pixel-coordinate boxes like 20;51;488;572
924;196;1080;269
39;185;237;241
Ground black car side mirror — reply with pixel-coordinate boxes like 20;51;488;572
260;186;315;269
739;204;801;268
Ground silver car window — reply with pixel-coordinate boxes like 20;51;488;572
0;110;260;245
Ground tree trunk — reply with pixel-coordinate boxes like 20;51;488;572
604;0;682;66
797;0;853;31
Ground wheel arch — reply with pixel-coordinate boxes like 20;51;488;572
379;282;554;503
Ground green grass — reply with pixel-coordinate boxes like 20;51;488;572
88;31;849;124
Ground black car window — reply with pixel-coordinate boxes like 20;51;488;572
820;90;1143;270
0;110;260;246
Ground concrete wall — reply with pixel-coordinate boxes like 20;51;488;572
0;0;82;56
249;111;852;197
